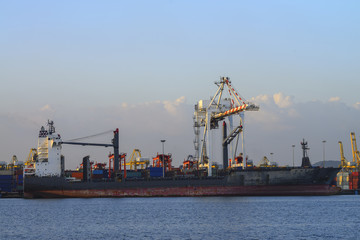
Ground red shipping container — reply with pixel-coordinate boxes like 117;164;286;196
353;176;359;189
71;172;83;179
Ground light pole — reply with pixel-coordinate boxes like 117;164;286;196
161;140;166;177
270;152;274;162
292;145;295;168
322;140;326;168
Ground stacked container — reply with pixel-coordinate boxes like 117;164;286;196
92;169;103;180
149;167;163;177
349;172;359;190
125;170;142;178
0;175;14;192
71;172;83;180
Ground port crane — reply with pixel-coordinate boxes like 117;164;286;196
350;132;360;169
25;148;37;166
193;77;259;175
338;132;360;171
126;149;150;170
338;141;354;170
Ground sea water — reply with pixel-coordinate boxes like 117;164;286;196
0;195;359;240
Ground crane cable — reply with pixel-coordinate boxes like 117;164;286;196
65;130;114;142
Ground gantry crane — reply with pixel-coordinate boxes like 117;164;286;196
338;141;352;169
126;149;150;170
259;156;271;167
25;148;38;167
193;77;259;175
152;153;172;172
350;132;360;169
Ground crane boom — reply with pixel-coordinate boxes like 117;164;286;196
61;129;120;172
350;132;360;168
211;78;259;121
61;141;113;147
338;141;348;168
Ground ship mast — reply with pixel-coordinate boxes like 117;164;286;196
301;139;312;167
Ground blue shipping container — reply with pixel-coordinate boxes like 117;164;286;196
1;188;12;192
0;180;14;184
149;167;163;172
0;175;13;180
150;172;163;177
149;167;163;177
93;170;103;175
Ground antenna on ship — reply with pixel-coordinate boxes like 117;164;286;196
47;120;55;134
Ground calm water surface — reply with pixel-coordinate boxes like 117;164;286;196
1;195;359;239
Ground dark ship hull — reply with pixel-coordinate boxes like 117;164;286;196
24;167;340;198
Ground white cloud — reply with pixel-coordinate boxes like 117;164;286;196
251;94;270;104
273;92;293;108
354;102;360;110
329;97;340;102
163;96;186;115
40;104;54;112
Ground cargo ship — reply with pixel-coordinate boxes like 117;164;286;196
23;78;340;198
23;121;340;198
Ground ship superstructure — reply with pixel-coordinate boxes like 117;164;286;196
33;121;63;177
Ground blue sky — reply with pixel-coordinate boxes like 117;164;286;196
1;1;360;169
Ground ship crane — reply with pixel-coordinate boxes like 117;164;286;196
61;128;120;172
193;77;259;176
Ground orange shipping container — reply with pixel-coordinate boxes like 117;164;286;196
71;172;83;179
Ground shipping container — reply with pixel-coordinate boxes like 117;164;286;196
71;172;83;179
0;187;12;192
125;171;142;178
0;180;14;185
149;167;163;177
0;170;13;175
93;169;103;175
0;175;13;180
